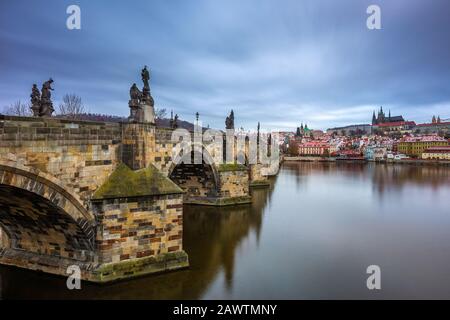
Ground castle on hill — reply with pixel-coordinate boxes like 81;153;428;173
372;106;404;125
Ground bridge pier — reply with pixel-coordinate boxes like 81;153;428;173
248;163;270;187
0;114;278;281
89;163;188;282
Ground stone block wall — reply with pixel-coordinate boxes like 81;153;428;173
154;128;223;175
0;116;121;205
0;185;93;261
121;123;156;170
249;163;270;186
215;166;252;205
154;128;176;174
219;169;250;198
169;163;218;200
90;193;188;281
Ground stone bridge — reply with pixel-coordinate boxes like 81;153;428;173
0;115;277;282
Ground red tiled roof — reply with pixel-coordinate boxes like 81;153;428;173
424;146;450;153
416;122;450;127
376;121;416;127
401;135;447;143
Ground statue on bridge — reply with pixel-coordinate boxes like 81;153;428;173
128;66;156;123
128;83;143;122
141;65;154;107
30;79;54;117
225;109;234;130
170;111;179;129
40;78;55;117
141;66;150;95
30;84;41;116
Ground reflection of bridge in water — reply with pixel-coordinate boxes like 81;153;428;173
0;67;281;282
0;111;278;282
0;180;277;299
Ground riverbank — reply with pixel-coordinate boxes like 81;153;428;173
282;156;450;166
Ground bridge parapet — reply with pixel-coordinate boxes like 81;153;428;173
0;115;121;205
0;115;277;282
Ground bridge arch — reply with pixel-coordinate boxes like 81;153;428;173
168;144;221;203
0;161;96;262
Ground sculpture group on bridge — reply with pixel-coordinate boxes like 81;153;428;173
128;65;155;123
1;67;282;283
170;110;179;129
225;109;235;130
30;78;55;117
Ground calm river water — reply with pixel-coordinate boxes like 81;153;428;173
1;162;450;299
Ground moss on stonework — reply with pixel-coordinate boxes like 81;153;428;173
92;163;183;200
218;163;247;172
184;195;252;206
91;251;189;283
250;180;270;187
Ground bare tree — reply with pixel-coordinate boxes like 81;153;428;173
58;94;85;119
2;100;31;116
155;107;167;119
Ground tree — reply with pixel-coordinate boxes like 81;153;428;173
155;107;167;119
288;142;298;156
2;100;31;116
58;94;85;119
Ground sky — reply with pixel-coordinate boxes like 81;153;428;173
0;0;449;131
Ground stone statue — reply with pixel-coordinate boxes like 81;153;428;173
39;78;54;117
128;66;155;123
130;83;142;101
169;111;179;129
141;65;150;96
225;110;234;130
128;83;143;122
140;65;154;107
173;113;179;129
30;84;41;116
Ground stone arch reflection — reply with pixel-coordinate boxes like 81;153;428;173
0;179;276;299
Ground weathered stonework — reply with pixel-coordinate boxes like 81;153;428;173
121;123;156;170
216;164;252;205
169;163;219;203
249;163;270;187
0;115;121;206
90;193;188;282
0;115;271;281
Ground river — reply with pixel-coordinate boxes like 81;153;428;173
1;162;450;299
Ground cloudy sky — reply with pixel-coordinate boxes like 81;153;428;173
1;0;449;131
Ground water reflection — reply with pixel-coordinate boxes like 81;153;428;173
283;161;450;195
1;163;450;299
0;180;275;299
